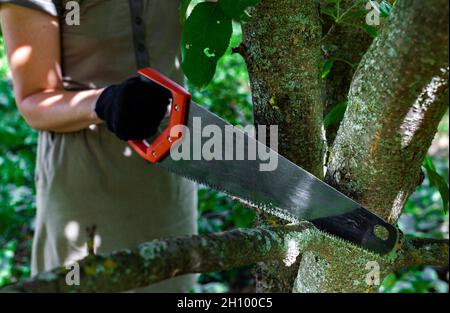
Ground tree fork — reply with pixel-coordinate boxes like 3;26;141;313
298;0;449;292
326;0;449;222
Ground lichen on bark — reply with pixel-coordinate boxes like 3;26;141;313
241;0;327;293
243;0;326;176
326;0;449;222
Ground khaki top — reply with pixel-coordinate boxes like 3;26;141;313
0;0;198;292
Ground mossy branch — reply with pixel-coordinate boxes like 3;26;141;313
1;221;447;293
393;237;449;271
326;0;449;222
1;224;315;293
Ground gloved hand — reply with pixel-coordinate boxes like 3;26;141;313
95;76;171;141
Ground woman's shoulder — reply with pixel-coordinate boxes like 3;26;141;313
0;0;62;17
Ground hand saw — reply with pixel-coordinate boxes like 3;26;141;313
129;67;399;255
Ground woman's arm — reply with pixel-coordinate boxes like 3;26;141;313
0;4;102;133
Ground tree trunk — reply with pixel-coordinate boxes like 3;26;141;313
243;0;325;292
303;0;449;292
243;0;325;175
243;0;449;292
326;0;449;222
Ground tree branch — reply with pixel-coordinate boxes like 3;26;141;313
1;224;314;293
326;0;449;222
1;220;447;293
394;237;449;271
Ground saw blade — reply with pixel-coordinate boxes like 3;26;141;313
156;102;398;254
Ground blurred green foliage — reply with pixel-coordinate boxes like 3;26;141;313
0;16;448;293
0;34;36;286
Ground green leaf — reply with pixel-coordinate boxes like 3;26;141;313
423;156;449;213
363;24;379;38
181;2;233;88
231;205;255;228
179;0;193;25
324;101;348;128
320;6;337;19
322;59;334;79
218;0;260;22
379;0;393;17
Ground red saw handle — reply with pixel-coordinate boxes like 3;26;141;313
128;67;191;163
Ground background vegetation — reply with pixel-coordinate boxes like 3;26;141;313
0;18;448;292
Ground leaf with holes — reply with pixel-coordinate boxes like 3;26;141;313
181;2;233;88
219;0;260;22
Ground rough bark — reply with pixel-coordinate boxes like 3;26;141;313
243;0;325;176
293;235;449;293
241;0;325;292
241;0;449;293
294;0;449;292
2;225;314;293
2;224;447;293
392;238;450;272
326;0;449;222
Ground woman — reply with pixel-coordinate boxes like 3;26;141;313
0;0;197;292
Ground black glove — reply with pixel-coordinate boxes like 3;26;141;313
95;76;171;141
